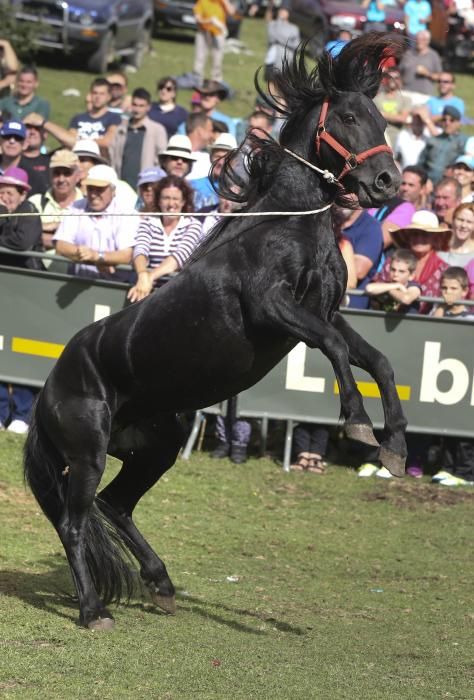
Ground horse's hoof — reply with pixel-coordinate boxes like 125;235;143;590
87;616;115;632
149;591;176;615
345;423;379;447
379;446;406;478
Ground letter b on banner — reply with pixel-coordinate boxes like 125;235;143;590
420;341;472;405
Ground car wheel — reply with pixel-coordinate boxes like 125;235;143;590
87;30;116;74
129;23;151;68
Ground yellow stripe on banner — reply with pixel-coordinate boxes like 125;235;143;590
333;380;411;401
12;337;64;359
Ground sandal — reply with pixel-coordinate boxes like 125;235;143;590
290;452;310;471
306;454;325;474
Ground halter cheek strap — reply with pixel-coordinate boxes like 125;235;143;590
315;98;393;181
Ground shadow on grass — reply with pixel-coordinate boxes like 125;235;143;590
0;559;305;635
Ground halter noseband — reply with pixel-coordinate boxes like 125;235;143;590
315;98;393;181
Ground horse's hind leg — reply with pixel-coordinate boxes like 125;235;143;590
332;312;407;476
98;413;184;615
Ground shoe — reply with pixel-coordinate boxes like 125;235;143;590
230;444;247;464
406;465;423;479
431;470;452;483
7;419;29;434
438;475;474;487
210;441;230;459
357;463;379;477
375;466;393;479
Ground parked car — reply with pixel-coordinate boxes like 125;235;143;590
153;0;247;40
10;0;154;73
289;0;405;57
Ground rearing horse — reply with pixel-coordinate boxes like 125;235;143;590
24;34;408;630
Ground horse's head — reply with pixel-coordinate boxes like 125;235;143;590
267;32;407;207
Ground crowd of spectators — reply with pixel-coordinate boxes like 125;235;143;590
0;20;472;484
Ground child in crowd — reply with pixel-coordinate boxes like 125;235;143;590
431;267;474;320
365;248;421;313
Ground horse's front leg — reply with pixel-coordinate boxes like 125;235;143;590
332;312;407;476
261;281;378;447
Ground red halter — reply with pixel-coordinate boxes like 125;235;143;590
315;98;393;181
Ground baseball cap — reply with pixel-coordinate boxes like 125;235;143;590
83;164;118;188
442;105;461;121
0;120;26;139
137;167;165;187
454;155;474;170
49;149;79;170
211;133;237;152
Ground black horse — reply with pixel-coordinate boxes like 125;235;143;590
24;34;408;630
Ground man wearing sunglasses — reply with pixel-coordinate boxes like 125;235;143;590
0;120;26;174
425;72;465;125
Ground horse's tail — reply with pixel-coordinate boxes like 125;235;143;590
24;398;137;605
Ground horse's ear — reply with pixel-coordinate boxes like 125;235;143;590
329;33;408;98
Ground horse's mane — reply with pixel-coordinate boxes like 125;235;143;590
188;33;406;264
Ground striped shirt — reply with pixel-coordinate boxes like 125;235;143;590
134;215;202;270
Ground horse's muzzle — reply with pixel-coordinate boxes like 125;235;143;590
373;168;400;194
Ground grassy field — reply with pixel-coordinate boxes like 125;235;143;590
0;431;473;699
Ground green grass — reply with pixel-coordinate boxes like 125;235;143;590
1;431;473;699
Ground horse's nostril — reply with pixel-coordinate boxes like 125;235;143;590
374;170;393;191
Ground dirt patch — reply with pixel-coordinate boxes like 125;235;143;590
362;480;474;510
0;481;33;507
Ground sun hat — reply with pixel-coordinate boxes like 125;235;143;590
197;79;228;100
211;133;237;152
454;155;474;170
159;135;197;162
49;149;79;170
391;210;452;249
72;139;108;164
0;166;31;191
137;166;165;187
83;164;118;188
0;120;26;139
442;105;461;121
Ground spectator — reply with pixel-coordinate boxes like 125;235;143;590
399;165;430;210
467;256;474;297
390;209;450;311
0;65;50;122
109;87;167;190
433;176;462;225
325;29;352;58
69;78;121;152
136;167;165;213
193;80;237;136
194;131;237;209
0;166;42;433
417;106;467;185
362;0;386;31
72;139;137;210
159;134;197;178
186;112;214;181
149;77;188;138
105;71;132;115
53;164;138;281
19;114;50;195
127;175;202;301
264;6;300;82
0;39;19;98
368;195;416;250
451;155;474;202
366;248;422;313
394;112;429;171
374;68;411;148
0;120;26;173
29;149;82;250
335;206;384;309
398;31;443;98
404;0;432;38
425;72;465;124
193;0;236;83
432;266;473;318
438;202;474;267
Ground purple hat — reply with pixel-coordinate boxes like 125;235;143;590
0;166;31;191
0;120;27;139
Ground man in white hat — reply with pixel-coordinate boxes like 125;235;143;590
193;131;237;210
159;134;197;179
29;149;82;250
53;164;139;280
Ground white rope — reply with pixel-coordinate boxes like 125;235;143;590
0;203;333;219
283;147;339;185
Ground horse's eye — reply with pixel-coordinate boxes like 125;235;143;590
343;114;356;125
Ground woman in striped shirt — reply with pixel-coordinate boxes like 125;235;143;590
127;175;202;302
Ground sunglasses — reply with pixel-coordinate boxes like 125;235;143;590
438;79;453;84
108;82;126;89
1;134;24;141
160;85;175;91
442;116;457;122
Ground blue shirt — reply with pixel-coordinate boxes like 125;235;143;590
426;96;465;120
343;211;383;309
404;0;431;35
